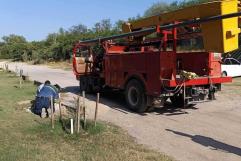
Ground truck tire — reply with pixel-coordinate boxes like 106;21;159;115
222;71;227;77
79;76;91;93
125;79;147;113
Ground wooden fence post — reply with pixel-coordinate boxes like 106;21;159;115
5;64;8;72
59;93;62;120
82;91;86;129
94;93;100;127
15;65;18;74
77;96;81;133
19;69;23;88
50;96;55;129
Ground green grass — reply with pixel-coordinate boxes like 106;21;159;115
0;71;172;161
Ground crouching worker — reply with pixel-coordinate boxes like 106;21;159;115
33;80;60;118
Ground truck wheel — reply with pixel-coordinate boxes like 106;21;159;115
125;79;147;113
92;78;102;93
170;95;184;108
79;76;90;93
222;71;227;77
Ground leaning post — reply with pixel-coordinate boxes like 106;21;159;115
50;96;55;129
94;93;100;127
83;91;86;129
19;69;23;88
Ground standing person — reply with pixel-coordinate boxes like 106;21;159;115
33;80;59;118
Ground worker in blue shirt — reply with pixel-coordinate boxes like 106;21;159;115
33;80;60;118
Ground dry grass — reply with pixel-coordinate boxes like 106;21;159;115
0;71;172;161
222;77;241;95
230;77;241;86
26;60;72;70
46;61;72;71
223;77;241;88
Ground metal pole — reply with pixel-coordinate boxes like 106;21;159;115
183;82;186;109
70;119;74;134
79;27;155;44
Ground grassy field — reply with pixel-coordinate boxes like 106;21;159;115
0;70;172;161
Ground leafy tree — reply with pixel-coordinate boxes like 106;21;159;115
144;2;171;17
144;0;211;17
0;35;28;60
2;34;26;44
114;20;125;32
69;24;88;34
93;19;112;33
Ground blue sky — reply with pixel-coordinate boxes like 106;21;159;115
0;0;174;41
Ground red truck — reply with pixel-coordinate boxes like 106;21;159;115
72;1;241;112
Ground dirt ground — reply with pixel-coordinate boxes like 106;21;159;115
62;80;241;161
1;61;241;161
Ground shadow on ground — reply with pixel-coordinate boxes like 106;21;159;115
166;129;241;157
62;86;198;116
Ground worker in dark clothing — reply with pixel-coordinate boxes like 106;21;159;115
33;80;59;118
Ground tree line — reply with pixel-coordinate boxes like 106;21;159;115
0;0;210;63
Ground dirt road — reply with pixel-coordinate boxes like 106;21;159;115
1;61;241;161
0;61;78;88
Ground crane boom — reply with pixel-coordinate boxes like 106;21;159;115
79;0;241;53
